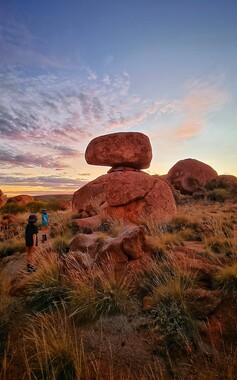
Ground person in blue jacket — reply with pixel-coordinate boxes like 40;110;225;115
40;209;49;243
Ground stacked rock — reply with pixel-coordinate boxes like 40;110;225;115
72;132;177;224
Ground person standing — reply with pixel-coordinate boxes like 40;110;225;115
40;209;49;243
25;214;38;273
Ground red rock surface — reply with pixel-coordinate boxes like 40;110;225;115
166;158;218;194
0;214;20;229
106;171;155;206
0;189;6;208
72;174;177;224
214;174;237;188
72;174;108;213
6;194;34;205
85;132;152;169
104;178;177;223
70;225;149;270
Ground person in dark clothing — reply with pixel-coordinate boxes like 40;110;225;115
25;214;38;273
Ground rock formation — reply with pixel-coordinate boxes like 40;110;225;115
0;189;6;208
166;158;218;195
72;132;177;225
6;195;34;206
85;132;152;169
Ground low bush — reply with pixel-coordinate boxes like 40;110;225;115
25;201;47;213
0;202;25;215
0;238;25;258
207;189;231;202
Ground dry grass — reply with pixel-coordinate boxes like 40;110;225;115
68;263;135;323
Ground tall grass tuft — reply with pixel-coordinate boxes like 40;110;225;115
68;264;135;323
212;262;237;291
145;265;198;353
23;309;85;380
26;252;71;311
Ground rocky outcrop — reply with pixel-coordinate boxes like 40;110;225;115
85;132;152;169
0;214;20;229
69;225;150;271
0;189;6;208
209;174;237;190
166;158;218;194
73;132;177;224
6;195;34;206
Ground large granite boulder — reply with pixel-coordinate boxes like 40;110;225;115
85;132;152;169
72;172;177;224
166;158;218;194
6;195;34;206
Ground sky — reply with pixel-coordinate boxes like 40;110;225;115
0;0;237;196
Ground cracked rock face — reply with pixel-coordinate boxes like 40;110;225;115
72;171;177;224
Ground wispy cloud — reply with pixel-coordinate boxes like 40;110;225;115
0;174;87;190
0;9;67;69
0;148;67;169
172;78;229;139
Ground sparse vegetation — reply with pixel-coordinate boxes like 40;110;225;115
1;198;237;379
0;237;25;258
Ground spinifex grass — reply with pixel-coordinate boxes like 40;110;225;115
145;264;199;353
23;309;85;380
68;264;135;324
26;252;71;312
212;262;237;291
0;237;25;258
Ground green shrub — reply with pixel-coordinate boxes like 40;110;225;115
0;238;25;258
0;202;25;215
146;268;198;353
207;189;231;202
25;201;47;213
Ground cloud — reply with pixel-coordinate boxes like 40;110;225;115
172;78;229;140
38;143;82;157
0;174;87;191
173;122;204;139
87;68;97;80
0;70;180;148
106;100;179;130
0;148;67;169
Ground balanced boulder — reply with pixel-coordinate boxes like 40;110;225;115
85;132;152;169
166;158;218;194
